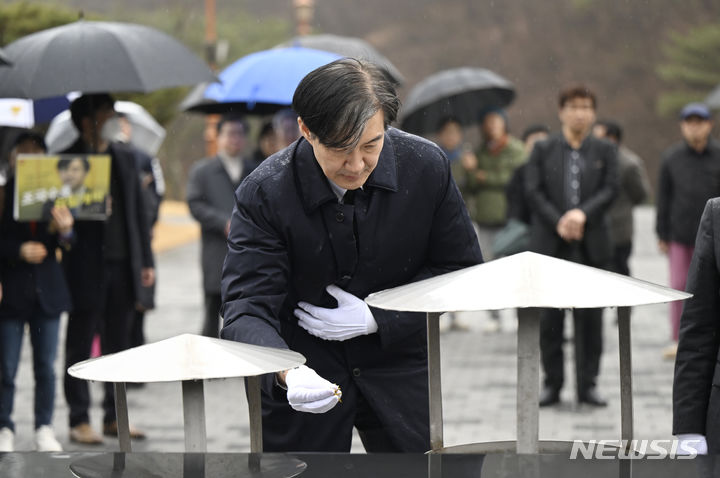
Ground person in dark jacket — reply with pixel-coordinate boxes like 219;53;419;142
593;120;650;277
672;197;720;455
187;114;260;338
60;94;155;444
525;85;618;408
0;132;73;452
220;59;482;453
656;103;720;359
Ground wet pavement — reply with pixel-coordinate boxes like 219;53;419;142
9;204;678;453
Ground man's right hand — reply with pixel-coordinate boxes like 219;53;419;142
658;240;669;255
20;241;48;264
283;365;341;414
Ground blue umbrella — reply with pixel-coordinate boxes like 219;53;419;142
180;46;342;114
0;95;72;128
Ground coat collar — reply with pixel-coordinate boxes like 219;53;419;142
294;130;399;213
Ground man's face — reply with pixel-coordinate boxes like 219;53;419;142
217;121;246;157
559;97;596;136
63;158;88;191
592;124;607;139
437;121;463;150
680;116;713;146
301;110;385;190
482;112;507;141
9;140;44;170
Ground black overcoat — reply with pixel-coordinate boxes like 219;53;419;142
673;197;720;451
524;133;618;266
221;128;482;452
0;179;72;319
60;139;154;312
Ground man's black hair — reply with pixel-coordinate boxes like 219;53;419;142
436;115;461;133
258;120;275;140
69;94;115;132
292;58;400;150
521;124;550;142
216;114;248;136
596;120;623;143
13;130;46;152
57;156;90;172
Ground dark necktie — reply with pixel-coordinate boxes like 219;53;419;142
343;189;356;205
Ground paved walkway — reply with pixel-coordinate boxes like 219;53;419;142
9;204;678;453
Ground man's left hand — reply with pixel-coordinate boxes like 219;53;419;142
294;285;378;341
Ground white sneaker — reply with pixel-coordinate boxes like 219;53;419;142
35;425;62;452
0;427;13;452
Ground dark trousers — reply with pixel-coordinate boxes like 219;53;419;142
540;241;604;396
64;261;134;427
540;307;603;395
610;242;632;276
202;292;222;338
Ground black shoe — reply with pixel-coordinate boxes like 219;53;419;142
539;386;560;407
579;388;607;407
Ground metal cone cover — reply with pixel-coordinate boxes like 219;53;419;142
365;251;691;312
68;334;305;383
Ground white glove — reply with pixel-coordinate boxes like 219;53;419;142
285;365;342;414
294;285;378;341
676;433;707;455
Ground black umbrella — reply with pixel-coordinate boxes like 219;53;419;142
399;67;515;135
276;34;404;86
0;20;215;99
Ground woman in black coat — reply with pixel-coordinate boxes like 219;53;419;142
0;132;73;452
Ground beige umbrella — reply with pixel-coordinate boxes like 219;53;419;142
365;251;691;454
69;334;305;455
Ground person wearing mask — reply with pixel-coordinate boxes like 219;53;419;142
61;94;155;444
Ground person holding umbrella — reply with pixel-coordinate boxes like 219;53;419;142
220;59;482;452
60;93;154;444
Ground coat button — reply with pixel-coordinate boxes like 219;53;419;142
335;211;344;222
352;368;361;377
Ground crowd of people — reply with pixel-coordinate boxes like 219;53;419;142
0;58;718;454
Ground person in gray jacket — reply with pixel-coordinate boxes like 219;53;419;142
592;120;650;277
187;114;259;337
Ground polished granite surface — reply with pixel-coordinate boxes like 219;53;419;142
1;452;718;478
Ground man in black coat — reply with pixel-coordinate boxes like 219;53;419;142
221;59;482;452
187;114;259;338
672;197;720;455
525;85;618;408
60;94;155;444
